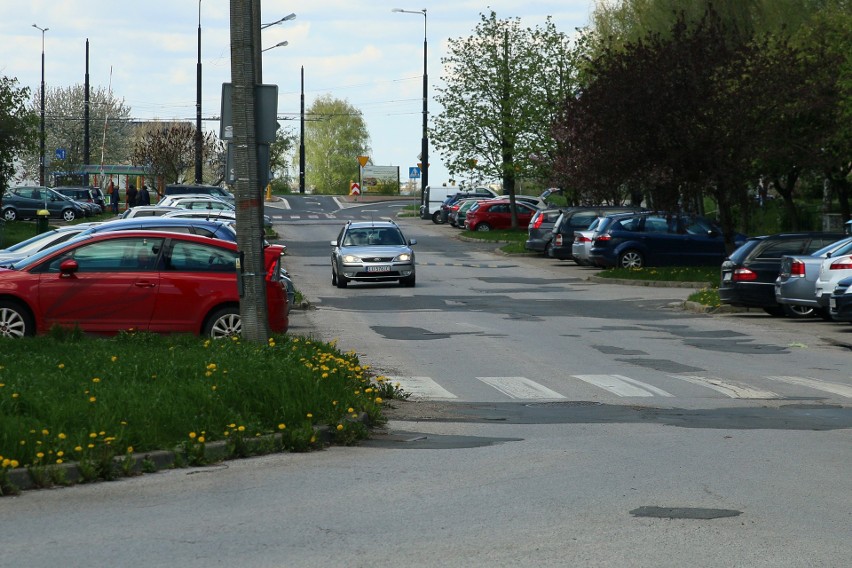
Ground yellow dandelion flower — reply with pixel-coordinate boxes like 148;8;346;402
205;371;213;377
58;432;67;440
89;396;96;403
206;363;217;370
336;424;344;431
87;444;94;449
332;400;338;406
111;356;118;362
278;423;286;430
237;425;245;432
92;377;101;383
127;447;134;454
10;460;19;468
12;393;19;398
198;436;205;443
58;363;65;369
1;459;8;468
228;423;236;428
74;446;82;452
36;452;44;459
41;429;49;436
306;413;313;419
321;372;328;379
375;397;383;404
56;451;64;457
56;458;63;464
189;432;197;439
211;385;217;391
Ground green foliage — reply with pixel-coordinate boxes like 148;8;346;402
0;332;390;487
433;12;577;192
598;266;720;286
131;122;223;185
300;95;370;194
0;76;37;190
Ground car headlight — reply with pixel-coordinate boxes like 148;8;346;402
395;253;412;262
341;254;361;263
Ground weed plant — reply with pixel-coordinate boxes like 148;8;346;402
0;330;402;486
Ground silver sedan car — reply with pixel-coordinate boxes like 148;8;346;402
775;236;852;319
330;221;416;288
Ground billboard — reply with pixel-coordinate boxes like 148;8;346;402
361;165;400;194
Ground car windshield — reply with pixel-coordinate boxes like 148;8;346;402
819;238;852;258
10;233;96;270
343;228;404;246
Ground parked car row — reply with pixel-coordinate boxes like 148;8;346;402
0;214;295;339
2;186;101;222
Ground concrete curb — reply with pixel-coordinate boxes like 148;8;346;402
1;414;369;495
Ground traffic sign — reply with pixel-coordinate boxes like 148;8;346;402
350;181;361;195
55;148;66;160
409;166;421;179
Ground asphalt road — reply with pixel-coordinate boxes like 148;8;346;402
2;196;850;568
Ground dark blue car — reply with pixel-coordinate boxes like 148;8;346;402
588;211;745;268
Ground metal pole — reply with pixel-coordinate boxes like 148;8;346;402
84;39;90;187
33;24;48;186
195;0;203;184
421;10;429;207
299;65;305;194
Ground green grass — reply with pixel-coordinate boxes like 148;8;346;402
0;330;402;493
461;228;528;253
597;266;720;285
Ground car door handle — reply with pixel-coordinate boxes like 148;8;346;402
134;280;157;288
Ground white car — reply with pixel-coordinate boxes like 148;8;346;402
118;205;181;219
814;251;852;312
157;195;234;211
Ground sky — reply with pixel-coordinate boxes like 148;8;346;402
1;0;597;188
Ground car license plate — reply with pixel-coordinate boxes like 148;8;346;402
366;265;391;273
830;298;837;310
722;272;732;282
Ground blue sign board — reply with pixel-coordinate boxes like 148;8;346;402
409;166;421;179
55;148;66;160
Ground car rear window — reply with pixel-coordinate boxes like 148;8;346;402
728;238;764;262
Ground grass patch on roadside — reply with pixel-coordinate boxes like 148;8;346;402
0;331;403;492
461;229;527;253
597;266;720;285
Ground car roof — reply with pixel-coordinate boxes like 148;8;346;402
89;216;235;231
346;220;400;229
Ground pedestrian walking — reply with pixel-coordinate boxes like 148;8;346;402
138;184;151;206
108;180;119;214
125;183;138;210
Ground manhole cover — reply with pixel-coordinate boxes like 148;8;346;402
525;401;603;408
630;506;742;519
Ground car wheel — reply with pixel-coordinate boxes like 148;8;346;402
618;249;644;268
0;300;34;338
763;306;785;317
331;268;338;286
475;223;491;232
544;241;554;257
432;211;444;224
3;208;18;222
400;274;416;287
204;306;242;338
782;304;816;318
62;209;77;222
336;272;348;288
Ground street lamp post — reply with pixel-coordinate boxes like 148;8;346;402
262;12;296;30
261;40;288;53
391;8;428;213
32;24;48;187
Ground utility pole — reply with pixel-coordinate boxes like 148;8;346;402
84;39;90;187
195;0;203;184
299;65;305;194
229;0;269;342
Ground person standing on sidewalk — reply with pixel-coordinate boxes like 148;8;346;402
125;183;138;211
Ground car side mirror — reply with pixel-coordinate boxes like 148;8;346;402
708;229;719;237
59;258;79;275
409;238;417;246
330;240;337;247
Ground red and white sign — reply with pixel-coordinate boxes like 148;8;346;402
350;182;361;195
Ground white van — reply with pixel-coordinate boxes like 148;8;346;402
419;185;499;223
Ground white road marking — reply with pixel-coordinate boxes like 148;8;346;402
672;375;779;399
572;374;674;397
386;376;458;400
766;376;852;398
476;377;566;400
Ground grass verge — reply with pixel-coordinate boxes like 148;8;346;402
0;330;403;495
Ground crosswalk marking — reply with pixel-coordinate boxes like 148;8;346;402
386;376;458;400
477;376;566;400
572;374;674;397
766;376;852;398
672;375;779;399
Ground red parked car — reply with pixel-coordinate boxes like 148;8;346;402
464;199;538;232
0;231;289;338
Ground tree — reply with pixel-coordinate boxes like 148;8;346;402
21;84;132;184
269;127;297;190
433;12;577;205
300;95;369;195
0;76;37;190
130;122;223;187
